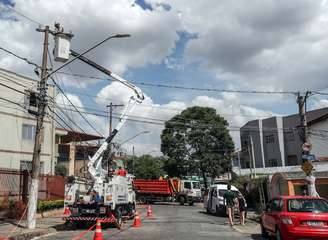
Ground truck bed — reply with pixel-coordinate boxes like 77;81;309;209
133;179;174;195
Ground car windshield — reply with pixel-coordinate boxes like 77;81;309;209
288;199;328;213
192;182;200;189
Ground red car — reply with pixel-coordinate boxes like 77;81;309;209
260;196;328;240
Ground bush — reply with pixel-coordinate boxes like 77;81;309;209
37;199;64;213
55;165;67;177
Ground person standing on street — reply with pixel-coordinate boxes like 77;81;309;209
223;183;236;226
237;192;246;225
241;182;249;218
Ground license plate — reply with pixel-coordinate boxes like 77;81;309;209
307;221;324;227
85;209;95;213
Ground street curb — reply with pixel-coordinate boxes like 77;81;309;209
4;227;57;240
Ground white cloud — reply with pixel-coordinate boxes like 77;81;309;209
146;0;328;92
0;0;181;82
94;82;275;155
56;93;107;135
312;98;328;109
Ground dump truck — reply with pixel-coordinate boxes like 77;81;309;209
133;178;202;205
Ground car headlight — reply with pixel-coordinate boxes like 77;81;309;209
281;217;293;225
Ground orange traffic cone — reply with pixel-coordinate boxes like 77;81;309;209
93;220;103;240
132;211;142;227
63;207;71;216
147;205;153;218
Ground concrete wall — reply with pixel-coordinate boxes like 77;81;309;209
0;68;56;174
308;119;328;160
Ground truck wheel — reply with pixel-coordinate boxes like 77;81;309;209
188;201;194;206
179;196;186;205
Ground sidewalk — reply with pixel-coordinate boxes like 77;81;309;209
0;209;65;240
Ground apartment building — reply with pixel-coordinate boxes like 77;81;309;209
238;107;328;174
0;68;56;174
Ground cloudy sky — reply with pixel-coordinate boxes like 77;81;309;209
1;0;328;155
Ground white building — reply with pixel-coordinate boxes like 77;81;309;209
0;68;56;174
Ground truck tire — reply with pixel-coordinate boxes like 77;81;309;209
179;196;186;205
188;201;194;206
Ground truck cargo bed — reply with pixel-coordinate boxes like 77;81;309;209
133;180;173;195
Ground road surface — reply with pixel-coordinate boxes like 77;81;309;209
34;203;260;240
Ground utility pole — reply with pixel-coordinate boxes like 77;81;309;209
297;91;318;196
27;24;73;229
27;26;49;229
106;103;124;175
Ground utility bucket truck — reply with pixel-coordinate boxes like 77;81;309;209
63;50;144;228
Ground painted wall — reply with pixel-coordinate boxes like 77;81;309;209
0;69;56;174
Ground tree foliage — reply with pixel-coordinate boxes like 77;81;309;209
55;164;67;177
160;106;234;186
126;154;166;179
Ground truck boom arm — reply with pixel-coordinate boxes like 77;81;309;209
70;49;144;182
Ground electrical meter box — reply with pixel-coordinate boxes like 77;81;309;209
54;33;72;62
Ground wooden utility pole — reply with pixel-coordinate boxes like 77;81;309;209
106;103;124;174
27;26;49;229
297;91;318;196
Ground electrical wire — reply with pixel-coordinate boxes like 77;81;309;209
1;3;43;26
56;71;302;95
0;46;41;69
49;77;103;136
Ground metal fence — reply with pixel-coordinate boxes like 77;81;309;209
0;168;65;203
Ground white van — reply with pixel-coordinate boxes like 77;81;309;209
203;183;239;215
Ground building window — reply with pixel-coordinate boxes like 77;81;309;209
20;160;44;173
22;124;36;140
265;135;275;144
268;159;278;167
287;155;298;166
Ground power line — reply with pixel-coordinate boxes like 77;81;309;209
1;3;42;26
56;71;302;95
0;46;41;69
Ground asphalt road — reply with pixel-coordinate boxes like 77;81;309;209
34;203;260;240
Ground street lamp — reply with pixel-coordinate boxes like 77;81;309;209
48;33;131;79
119;130;151;145
117;130;151;175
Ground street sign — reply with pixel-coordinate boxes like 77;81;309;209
302;142;312;152
302;161;313;175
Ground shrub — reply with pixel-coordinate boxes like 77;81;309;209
37;199;64;213
55;165;67;177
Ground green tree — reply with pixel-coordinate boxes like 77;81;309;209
55;164;67;177
126;154;166;179
160;106;234;188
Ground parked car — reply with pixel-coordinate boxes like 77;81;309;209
260;196;328;240
203;183;239;216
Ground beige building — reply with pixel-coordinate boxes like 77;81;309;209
0;68;56;174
